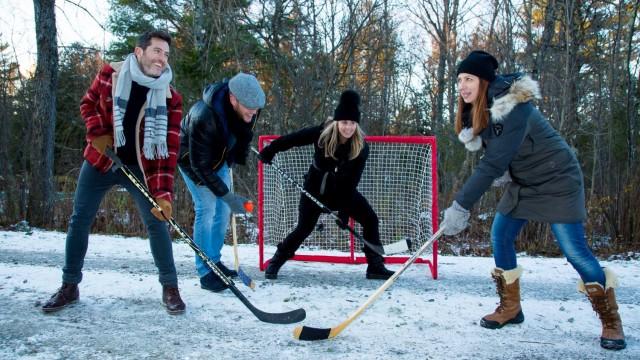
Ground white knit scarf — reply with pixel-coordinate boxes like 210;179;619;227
113;53;173;159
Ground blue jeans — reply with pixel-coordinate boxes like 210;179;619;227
179;164;231;277
63;161;178;286
491;212;606;286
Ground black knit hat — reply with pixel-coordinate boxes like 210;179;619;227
456;50;499;82
333;90;361;123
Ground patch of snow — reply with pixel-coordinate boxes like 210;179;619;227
0;229;637;359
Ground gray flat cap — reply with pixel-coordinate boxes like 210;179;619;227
228;72;266;109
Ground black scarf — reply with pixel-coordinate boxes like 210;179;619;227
225;99;255;165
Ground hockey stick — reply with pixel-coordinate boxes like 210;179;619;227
383;237;412;255
252;147;392;256
231;216;256;289
229;168;256;289
292;226;445;340
105;149;305;324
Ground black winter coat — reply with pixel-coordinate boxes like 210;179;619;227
178;82;256;196
261;125;369;206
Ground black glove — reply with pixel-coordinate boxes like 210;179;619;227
258;146;276;164
334;211;350;230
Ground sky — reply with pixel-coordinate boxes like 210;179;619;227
0;0;469;73
0;0;112;73
0;0;487;82
0;228;637;359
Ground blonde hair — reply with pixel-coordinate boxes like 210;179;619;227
318;118;365;160
455;78;491;135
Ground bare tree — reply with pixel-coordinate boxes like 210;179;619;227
624;1;639;166
0;42;21;223
29;0;58;226
410;0;460;125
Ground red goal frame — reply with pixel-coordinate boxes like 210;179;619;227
257;135;439;279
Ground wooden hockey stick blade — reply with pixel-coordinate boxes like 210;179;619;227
382;238;411;255
237;268;256;289
231;214;256;290
292;227;445;340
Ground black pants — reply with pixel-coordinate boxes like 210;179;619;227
277;190;382;261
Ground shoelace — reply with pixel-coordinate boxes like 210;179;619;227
591;297;619;329
494;276;506;312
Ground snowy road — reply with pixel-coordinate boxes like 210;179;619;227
0;230;638;359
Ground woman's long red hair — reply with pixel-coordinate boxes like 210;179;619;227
455;79;491;135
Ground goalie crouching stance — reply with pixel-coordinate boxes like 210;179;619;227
258;90;394;281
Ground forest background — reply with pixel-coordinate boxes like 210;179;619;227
1;0;638;257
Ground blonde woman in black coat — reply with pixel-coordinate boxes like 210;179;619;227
258;90;394;281
442;50;625;350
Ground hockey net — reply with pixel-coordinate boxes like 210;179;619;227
257;135;439;278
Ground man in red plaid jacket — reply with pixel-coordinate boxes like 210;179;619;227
42;30;186;315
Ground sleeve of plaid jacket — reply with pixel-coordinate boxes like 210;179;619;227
80;64;114;142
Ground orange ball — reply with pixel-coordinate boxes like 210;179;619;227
244;201;255;213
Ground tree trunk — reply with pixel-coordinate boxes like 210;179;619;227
28;0;58;227
625;1;639;167
0;53;20;224
558;0;582;137
535;0;556;78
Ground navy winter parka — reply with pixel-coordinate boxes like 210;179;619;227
455;74;587;223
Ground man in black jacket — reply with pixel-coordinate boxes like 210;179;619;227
178;72;265;292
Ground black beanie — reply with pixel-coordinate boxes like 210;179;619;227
456;50;499;82
333;90;361;123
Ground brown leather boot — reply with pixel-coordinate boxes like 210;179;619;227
480;266;524;329
162;285;186;315
578;268;626;350
42;283;79;313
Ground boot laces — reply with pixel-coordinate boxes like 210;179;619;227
56;284;75;300
493;275;506;313
591;296;618;329
165;287;179;297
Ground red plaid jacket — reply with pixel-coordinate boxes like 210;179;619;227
80;62;183;202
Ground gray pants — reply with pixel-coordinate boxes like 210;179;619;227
62;161;178;286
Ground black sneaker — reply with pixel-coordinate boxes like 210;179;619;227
366;263;395;280
265;250;289;280
200;272;228;292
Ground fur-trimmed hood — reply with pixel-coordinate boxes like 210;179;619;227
454;72;587;224
458;73;541;152
489;73;541;122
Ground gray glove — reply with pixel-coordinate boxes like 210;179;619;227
442;200;470;235
222;192;249;214
492;170;512;187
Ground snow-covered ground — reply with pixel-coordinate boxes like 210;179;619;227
0;229;637;359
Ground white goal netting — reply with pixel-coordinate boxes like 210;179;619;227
258;135;438;277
